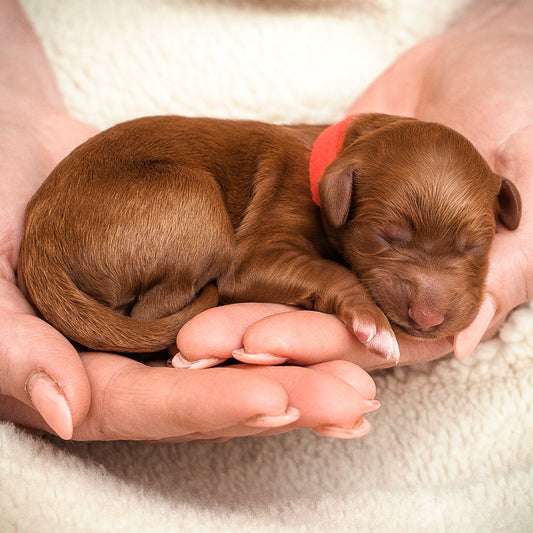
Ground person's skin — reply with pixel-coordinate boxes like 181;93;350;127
178;0;533;369
2;0;532;442
0;1;380;442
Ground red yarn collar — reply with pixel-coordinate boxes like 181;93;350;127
309;115;354;206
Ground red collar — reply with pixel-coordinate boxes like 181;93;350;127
309;115;354;206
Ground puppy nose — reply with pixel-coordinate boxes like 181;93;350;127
408;307;445;330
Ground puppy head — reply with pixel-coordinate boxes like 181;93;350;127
319;113;522;339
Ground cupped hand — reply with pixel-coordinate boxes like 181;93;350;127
175;0;533;370
350;0;533;362
0;3;99;437
3;353;379;442
0;107;378;441
0;105;379;441
1;0;380;442
0;106;95;439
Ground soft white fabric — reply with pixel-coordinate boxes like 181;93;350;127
2;1;532;531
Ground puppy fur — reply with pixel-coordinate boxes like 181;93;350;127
17;114;521;360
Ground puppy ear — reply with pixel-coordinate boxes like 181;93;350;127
318;158;355;228
318;114;410;229
497;177;522;230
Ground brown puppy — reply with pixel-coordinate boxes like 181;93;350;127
17;114;521;362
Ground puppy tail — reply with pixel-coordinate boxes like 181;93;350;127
18;257;219;356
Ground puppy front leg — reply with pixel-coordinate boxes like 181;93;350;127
219;250;400;362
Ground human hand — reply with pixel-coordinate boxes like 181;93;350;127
0;2;99;439
0;1;379;441
0;104;95;438
174;0;533;371
4;350;380;442
349;0;533;361
1;108;378;443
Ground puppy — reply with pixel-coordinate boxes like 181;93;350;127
17;113;521;362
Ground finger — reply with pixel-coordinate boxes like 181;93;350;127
0;361;380;442
175;303;453;371
72;353;301;441
172;302;294;368
453;294;497;360
312;359;377;399
0;281;90;439
160;360;379;442
235;309;454;370
239;361;378;439
232;309;386;368
234;310;370;364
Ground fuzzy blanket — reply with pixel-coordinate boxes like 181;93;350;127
2;1;532;531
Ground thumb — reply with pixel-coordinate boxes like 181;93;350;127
453;293;497;361
454;228;531;360
0;284;90;439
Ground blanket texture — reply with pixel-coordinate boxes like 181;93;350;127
2;0;532;531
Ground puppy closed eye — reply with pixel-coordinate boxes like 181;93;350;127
456;233;491;255
378;224;413;248
466;242;486;253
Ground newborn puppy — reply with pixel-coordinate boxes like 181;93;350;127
17;113;521;362
317;114;522;339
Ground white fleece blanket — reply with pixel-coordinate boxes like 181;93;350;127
2;1;532;531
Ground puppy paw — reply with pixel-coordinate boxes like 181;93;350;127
351;312;400;364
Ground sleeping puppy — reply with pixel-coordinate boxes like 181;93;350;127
17;113;522;363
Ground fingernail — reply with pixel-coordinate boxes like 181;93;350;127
232;348;288;365
362;399;381;413
454;295;497;361
314;417;371;439
170;352;224;369
25;371;73;440
245;406;300;428
453;334;476;361
454;328;480;361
